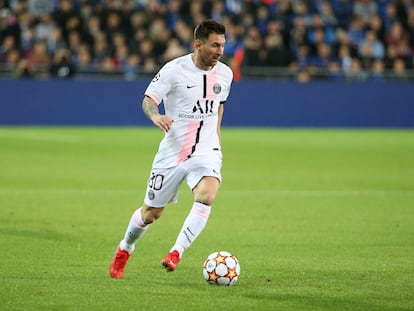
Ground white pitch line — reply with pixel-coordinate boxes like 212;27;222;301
0;189;137;195
0;189;413;196
222;189;414;196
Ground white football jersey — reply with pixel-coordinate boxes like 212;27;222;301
145;54;233;168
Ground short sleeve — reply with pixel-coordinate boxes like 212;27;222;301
220;65;233;102
144;62;175;105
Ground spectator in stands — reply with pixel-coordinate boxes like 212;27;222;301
92;31;109;65
347;16;366;48
370;59;386;81
390;57;409;80
293;43;311;69
307;13;336;48
122;52;140;80
186;0;205;26
53;0;77;42
100;55;116;72
49;47;75;78
241;26;264;67
327;60;344;80
344;57;367;81
353;0;378;27
358;29;385;61
105;11;125;48
385;20;411;62
376;0;390;20
67;30;82;58
367;14;385;42
173;19;193;51
383;2;400;32
2;47;20;70
224;0;242;16
162;37;186;62
337;44;353;73
289;16;308;57
384;44;398;69
311;42;335;73
119;0;136;38
34;12;55;42
26;39;50;75
84;14;102;44
0;9;11;42
28;0;54;17
264;30;291;67
273;0;293;28
221;18;243;62
0;34;17;62
407;6;414;49
292;0;313;27
148;18;170;61
65;14;83;41
76;43;93;72
18;10;36;54
48;24;66;52
296;68;311;83
112;40;130;69
256;5;270;35
331;0;353;28
142;53;157;74
210;0;226;23
12;58;35;78
318;0;338;27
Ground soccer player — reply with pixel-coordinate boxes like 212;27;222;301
109;20;233;278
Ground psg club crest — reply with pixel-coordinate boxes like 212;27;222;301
213;83;221;94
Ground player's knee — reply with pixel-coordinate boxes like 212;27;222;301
195;193;216;206
193;177;219;206
142;211;161;224
142;205;164;224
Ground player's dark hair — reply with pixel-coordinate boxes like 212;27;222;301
194;20;226;41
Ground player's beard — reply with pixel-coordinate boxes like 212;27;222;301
200;52;220;68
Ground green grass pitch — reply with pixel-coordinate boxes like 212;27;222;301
0;127;413;311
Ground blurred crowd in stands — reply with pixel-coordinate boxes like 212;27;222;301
1;0;414;81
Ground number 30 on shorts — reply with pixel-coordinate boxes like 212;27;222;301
149;173;164;190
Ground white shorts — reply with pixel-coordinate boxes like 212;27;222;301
143;153;222;208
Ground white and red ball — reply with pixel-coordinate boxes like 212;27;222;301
202;251;240;286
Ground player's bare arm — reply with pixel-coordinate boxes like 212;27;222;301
142;95;174;132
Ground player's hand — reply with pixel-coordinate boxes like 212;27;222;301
152;115;174;133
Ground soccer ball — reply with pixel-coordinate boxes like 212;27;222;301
202;251;240;286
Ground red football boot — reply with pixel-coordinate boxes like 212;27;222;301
109;246;131;278
161;250;180;272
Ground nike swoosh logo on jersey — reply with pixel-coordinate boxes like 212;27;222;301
187;85;197;88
